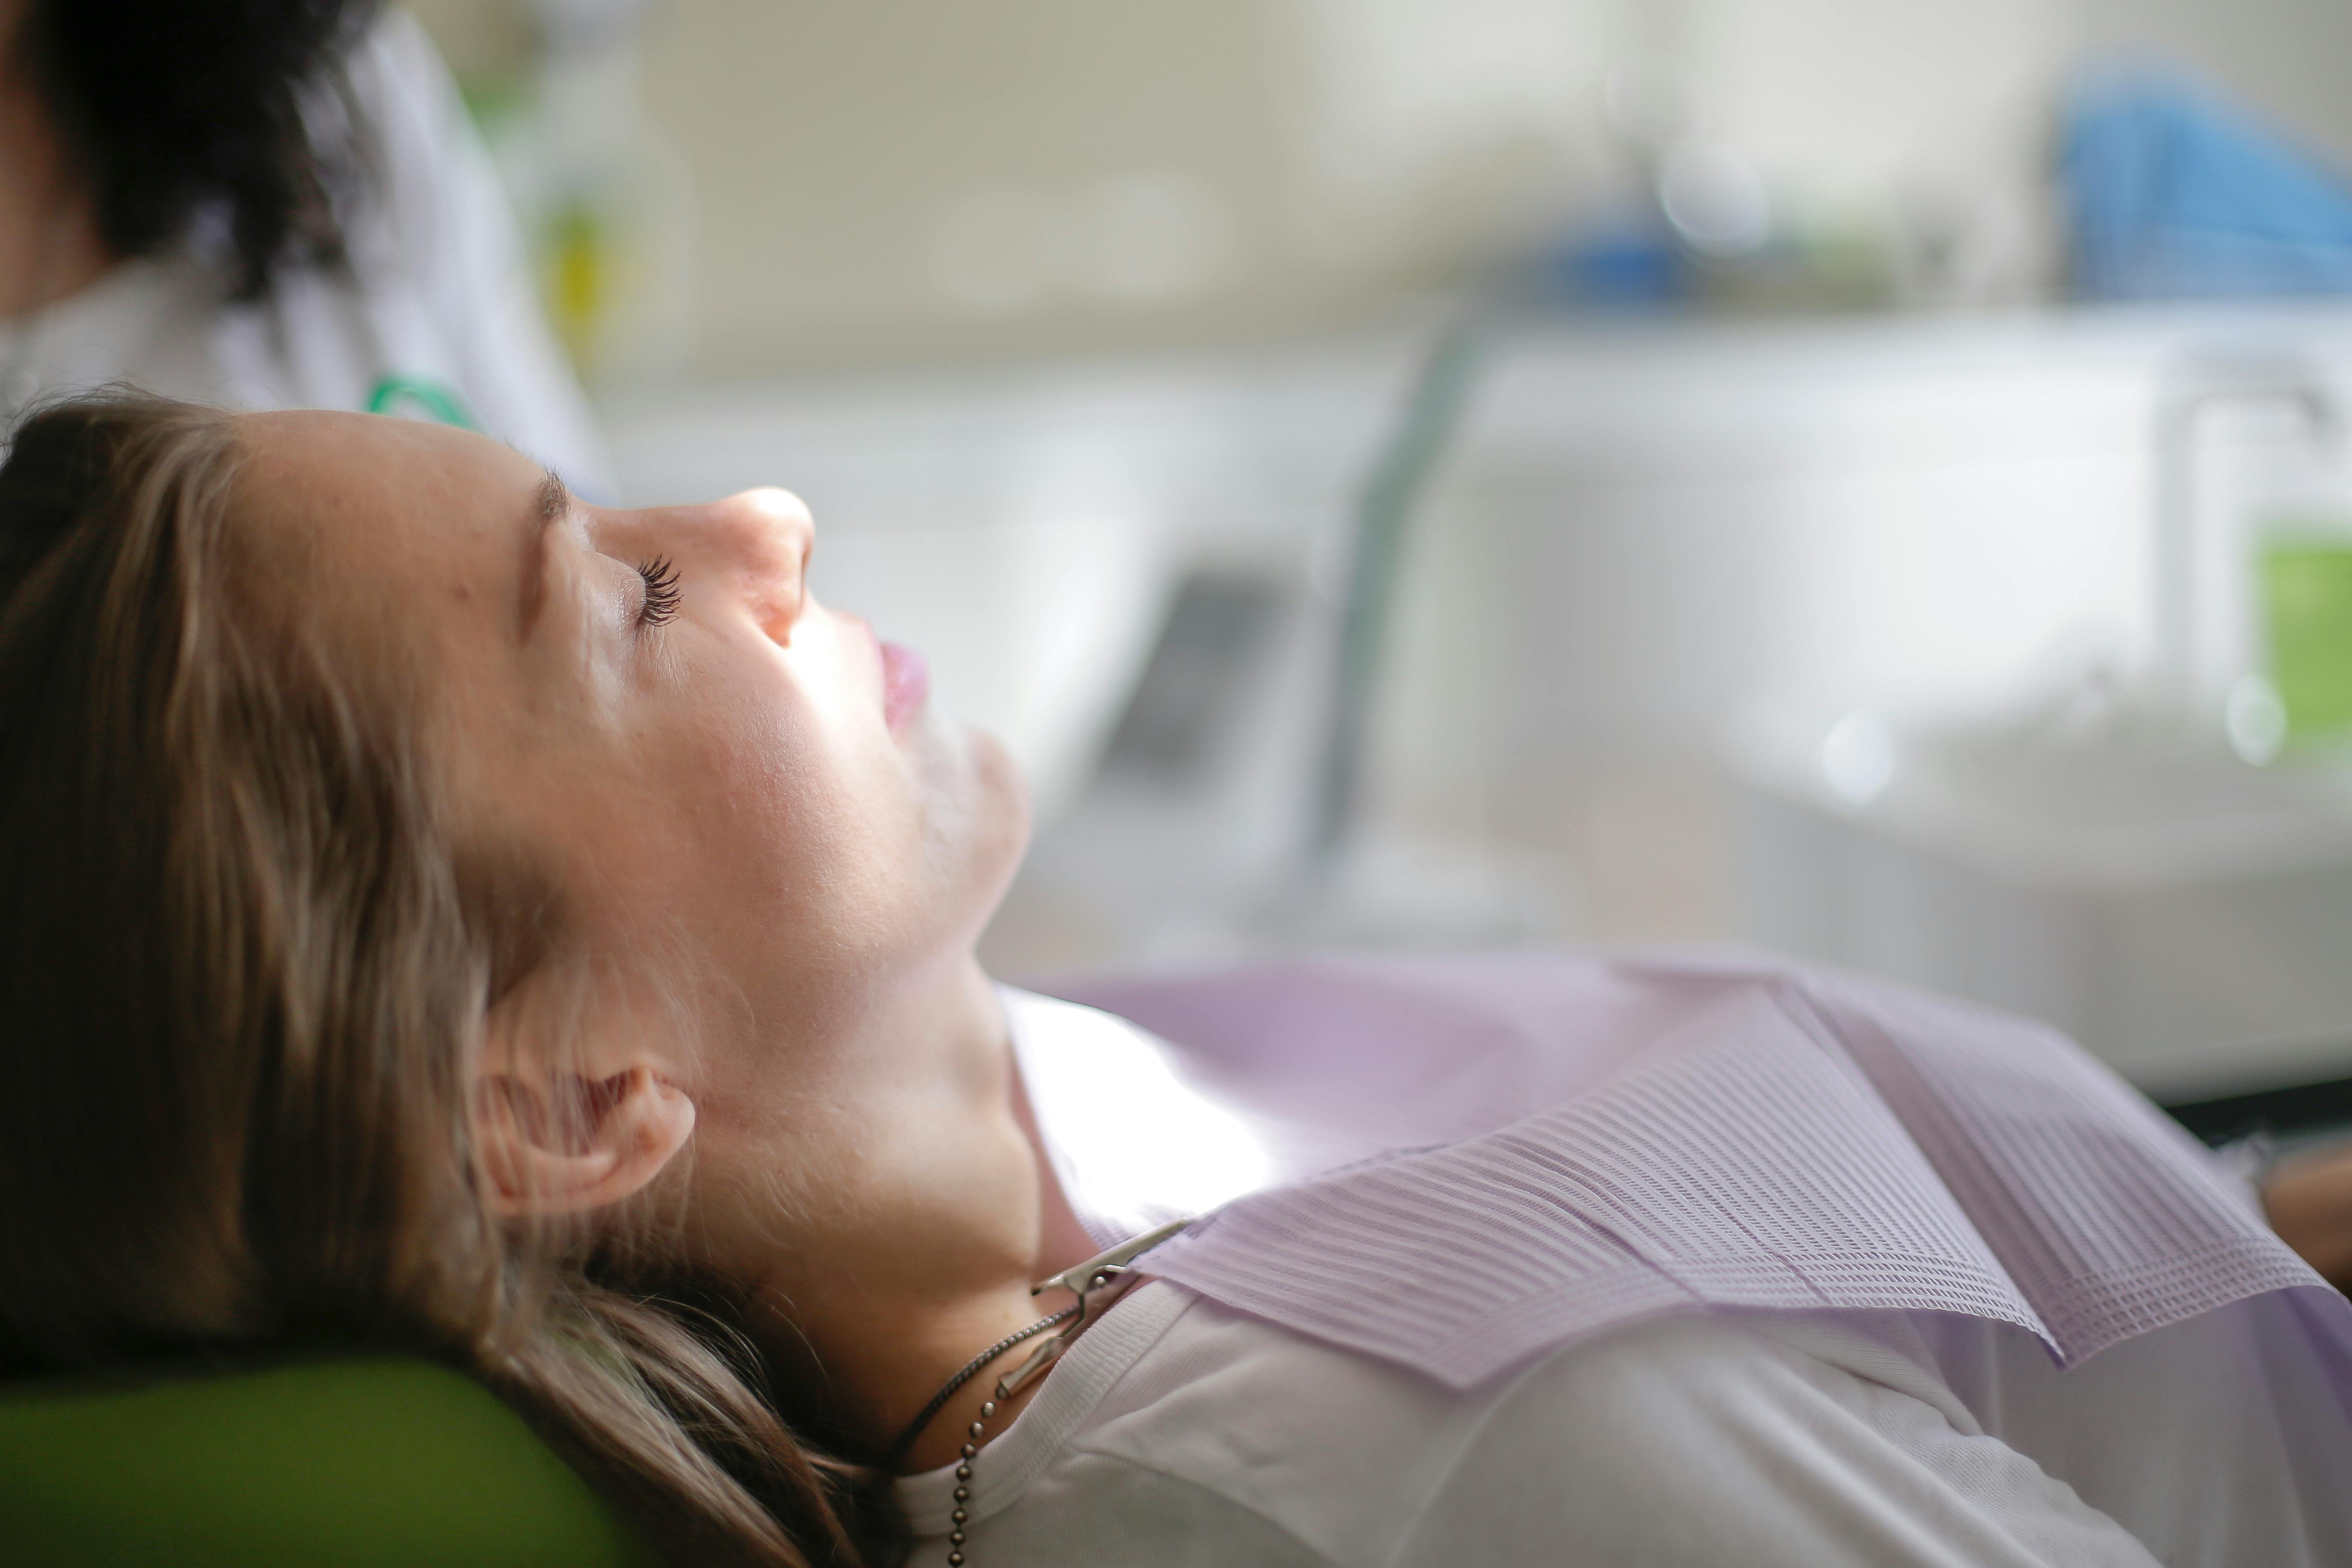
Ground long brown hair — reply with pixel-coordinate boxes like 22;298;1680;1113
0;395;889;1566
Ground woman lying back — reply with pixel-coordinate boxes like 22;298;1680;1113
0;394;2347;1568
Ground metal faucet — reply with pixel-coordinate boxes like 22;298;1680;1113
2151;356;2341;723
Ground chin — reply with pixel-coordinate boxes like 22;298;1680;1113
961;722;1031;908
911;715;1031;935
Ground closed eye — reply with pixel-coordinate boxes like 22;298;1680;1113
635;557;682;628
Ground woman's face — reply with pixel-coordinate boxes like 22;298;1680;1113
238;411;1040;1301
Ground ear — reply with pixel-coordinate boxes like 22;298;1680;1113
474;1061;697;1218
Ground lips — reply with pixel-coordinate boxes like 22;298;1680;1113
880;640;929;734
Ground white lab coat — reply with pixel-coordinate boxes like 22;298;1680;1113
0;11;610;497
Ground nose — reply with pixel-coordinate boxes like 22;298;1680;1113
706;487;815;642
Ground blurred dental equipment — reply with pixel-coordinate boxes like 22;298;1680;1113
1006;295;1573;962
1308;312;1487;870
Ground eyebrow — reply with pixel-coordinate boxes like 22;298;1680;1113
517;471;569;641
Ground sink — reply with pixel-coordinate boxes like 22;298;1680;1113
1737;718;2352;1097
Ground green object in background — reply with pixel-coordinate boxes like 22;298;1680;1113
0;1355;657;1568
366;374;480;431
2262;531;2352;744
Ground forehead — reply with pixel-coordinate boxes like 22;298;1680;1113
235;409;548;601
236;410;541;547
230;410;553;671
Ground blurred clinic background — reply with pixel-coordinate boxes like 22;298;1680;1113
420;0;2352;1117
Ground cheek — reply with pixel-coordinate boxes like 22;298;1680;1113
576;637;1024;1049
658;662;937;963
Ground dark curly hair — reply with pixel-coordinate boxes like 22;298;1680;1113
26;0;383;298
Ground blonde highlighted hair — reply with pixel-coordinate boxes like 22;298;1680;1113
0;395;890;1566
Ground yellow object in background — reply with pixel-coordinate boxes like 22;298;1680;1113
452;5;694;390
546;197;610;371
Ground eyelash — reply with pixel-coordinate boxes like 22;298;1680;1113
635;557;682;628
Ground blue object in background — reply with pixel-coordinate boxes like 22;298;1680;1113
2063;61;2352;301
1537;207;1693;308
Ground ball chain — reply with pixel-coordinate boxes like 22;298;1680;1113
943;1398;996;1566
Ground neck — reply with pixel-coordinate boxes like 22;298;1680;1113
0;19;114;315
739;960;1100;1474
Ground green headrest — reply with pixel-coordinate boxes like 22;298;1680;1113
0;1355;657;1567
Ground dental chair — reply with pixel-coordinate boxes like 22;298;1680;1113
0;1354;654;1566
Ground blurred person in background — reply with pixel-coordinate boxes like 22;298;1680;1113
0;0;606;489
1;392;2348;1568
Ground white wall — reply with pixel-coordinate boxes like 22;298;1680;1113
411;0;2352;376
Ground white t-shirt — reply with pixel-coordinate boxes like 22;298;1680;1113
0;10;610;496
898;1281;2342;1567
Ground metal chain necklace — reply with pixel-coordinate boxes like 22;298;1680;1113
885;1217;1193;1566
